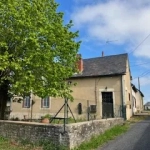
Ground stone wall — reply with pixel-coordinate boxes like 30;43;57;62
0;118;124;149
67;118;124;148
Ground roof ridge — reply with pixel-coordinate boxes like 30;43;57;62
83;53;128;60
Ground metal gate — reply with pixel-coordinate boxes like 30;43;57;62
102;92;114;118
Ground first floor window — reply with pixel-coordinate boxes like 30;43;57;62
41;97;50;108
23;96;30;108
129;93;130;101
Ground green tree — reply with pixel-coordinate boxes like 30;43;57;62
0;0;80;119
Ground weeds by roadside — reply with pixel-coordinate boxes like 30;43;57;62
73;115;148;150
0;137;67;150
128;115;148;123
73;124;129;150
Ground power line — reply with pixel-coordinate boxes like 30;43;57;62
132;70;150;80
129;33;150;54
130;61;150;67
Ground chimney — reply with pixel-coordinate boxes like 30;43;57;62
77;54;83;72
102;51;104;57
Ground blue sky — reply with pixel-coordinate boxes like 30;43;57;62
56;0;150;104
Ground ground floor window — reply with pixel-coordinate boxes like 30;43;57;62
23;96;30;108
41;97;50;108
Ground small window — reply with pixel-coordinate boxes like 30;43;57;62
41;97;50;108
129;93;130;101
23;96;30;108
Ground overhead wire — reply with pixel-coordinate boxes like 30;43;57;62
129;33;150;55
128;33;150;81
130;61;150;67
132;70;150;80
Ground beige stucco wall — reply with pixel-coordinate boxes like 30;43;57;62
10;76;123;120
135;91;143;112
132;89;137;114
123;60;132;120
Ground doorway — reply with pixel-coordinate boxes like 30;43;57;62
102;92;114;118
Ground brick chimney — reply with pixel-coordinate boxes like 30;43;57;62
77;54;83;72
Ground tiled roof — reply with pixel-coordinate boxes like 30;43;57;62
72;53;128;78
132;84;144;97
145;102;150;106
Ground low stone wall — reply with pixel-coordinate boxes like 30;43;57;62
67;118;124;148
0;118;124;149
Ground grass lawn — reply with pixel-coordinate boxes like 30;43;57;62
0;116;147;150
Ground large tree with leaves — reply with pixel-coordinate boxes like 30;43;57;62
0;0;80;119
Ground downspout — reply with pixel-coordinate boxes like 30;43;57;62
95;78;101;106
121;75;126;120
95;79;97;106
95;78;101;118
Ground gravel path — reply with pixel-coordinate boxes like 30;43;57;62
97;117;150;150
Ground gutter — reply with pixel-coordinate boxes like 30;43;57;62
70;73;126;79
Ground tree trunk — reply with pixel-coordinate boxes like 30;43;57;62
0;81;9;120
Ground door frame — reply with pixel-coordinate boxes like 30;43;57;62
99;88;115;118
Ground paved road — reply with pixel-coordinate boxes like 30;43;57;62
98;117;150;150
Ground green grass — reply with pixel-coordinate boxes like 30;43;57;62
0;137;67;150
0;137;41;150
129;115;148;123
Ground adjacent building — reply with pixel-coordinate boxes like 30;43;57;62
131;84;144;113
144;102;150;110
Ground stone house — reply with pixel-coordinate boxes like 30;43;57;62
144;102;150;110
9;53;133;120
131;84;144;113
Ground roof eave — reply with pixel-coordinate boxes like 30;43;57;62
70;72;125;79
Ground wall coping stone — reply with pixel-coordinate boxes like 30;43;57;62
0;117;122;126
0;120;63;127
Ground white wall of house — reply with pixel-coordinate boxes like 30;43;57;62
132;89;137;114
145;105;150;110
135;91;143;112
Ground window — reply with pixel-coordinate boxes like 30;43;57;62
129;93;130;101
23;96;30;108
41;97;50;108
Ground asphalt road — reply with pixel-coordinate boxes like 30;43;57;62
98;117;150;150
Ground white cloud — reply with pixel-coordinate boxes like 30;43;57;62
71;0;150;58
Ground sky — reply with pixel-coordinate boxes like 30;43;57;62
56;0;150;104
